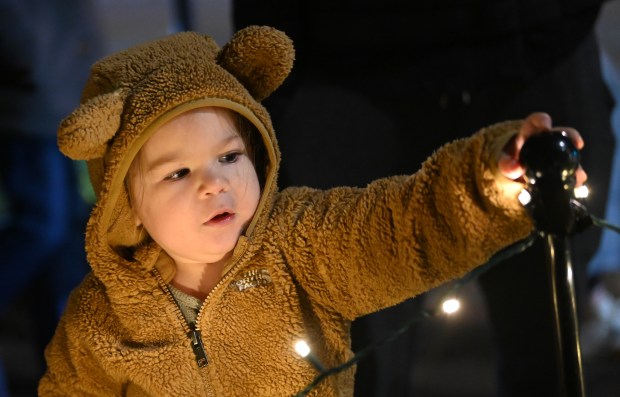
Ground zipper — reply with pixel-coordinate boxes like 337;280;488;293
152;239;248;368
193;237;249;333
188;328;209;367
193;261;241;332
153;270;210;368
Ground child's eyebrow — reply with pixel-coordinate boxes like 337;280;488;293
144;134;242;174
144;154;182;175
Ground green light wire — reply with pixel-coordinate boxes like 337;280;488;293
295;215;620;396
591;214;620;234
294;233;538;397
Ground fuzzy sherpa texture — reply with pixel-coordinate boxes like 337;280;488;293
40;26;532;397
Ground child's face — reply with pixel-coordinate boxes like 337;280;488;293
129;107;261;266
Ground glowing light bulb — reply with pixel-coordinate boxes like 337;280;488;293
295;340;311;358
442;298;461;314
294;340;326;373
518;189;532;206
574;185;589;199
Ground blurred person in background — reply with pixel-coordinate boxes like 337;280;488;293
0;0;103;395
582;0;620;361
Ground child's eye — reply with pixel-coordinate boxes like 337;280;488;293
164;168;190;181
220;151;242;164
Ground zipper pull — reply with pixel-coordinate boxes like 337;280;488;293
188;328;209;367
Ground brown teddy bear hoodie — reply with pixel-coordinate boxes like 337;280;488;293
39;26;532;396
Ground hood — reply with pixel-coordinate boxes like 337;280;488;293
57;26;294;283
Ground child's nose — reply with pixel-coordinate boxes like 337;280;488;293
198;168;227;196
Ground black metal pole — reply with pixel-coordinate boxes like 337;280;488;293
519;131;590;397
545;234;586;396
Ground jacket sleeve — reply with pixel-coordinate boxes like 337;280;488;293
272;120;533;319
39;275;123;396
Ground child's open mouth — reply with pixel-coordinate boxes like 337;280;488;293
206;211;234;225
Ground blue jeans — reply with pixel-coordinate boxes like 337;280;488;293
0;135;90;395
588;45;620;278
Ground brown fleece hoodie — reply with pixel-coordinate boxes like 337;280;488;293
39;26;532;397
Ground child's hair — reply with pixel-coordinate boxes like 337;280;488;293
229;108;267;188
125;107;267;246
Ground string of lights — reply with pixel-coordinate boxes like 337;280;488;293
292;211;619;396
293;233;540;396
592;213;620;234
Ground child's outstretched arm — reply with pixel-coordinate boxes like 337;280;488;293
274;113;585;319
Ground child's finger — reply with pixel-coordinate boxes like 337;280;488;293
551;126;585;150
498;151;524;180
521;112;553;138
576;166;587;187
515;112;553;153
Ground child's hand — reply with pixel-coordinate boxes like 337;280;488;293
499;112;587;186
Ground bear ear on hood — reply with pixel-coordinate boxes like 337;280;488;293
57;88;128;160
218;25;294;102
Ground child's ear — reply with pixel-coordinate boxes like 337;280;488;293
128;191;142;227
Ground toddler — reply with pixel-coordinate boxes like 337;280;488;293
39;26;584;396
